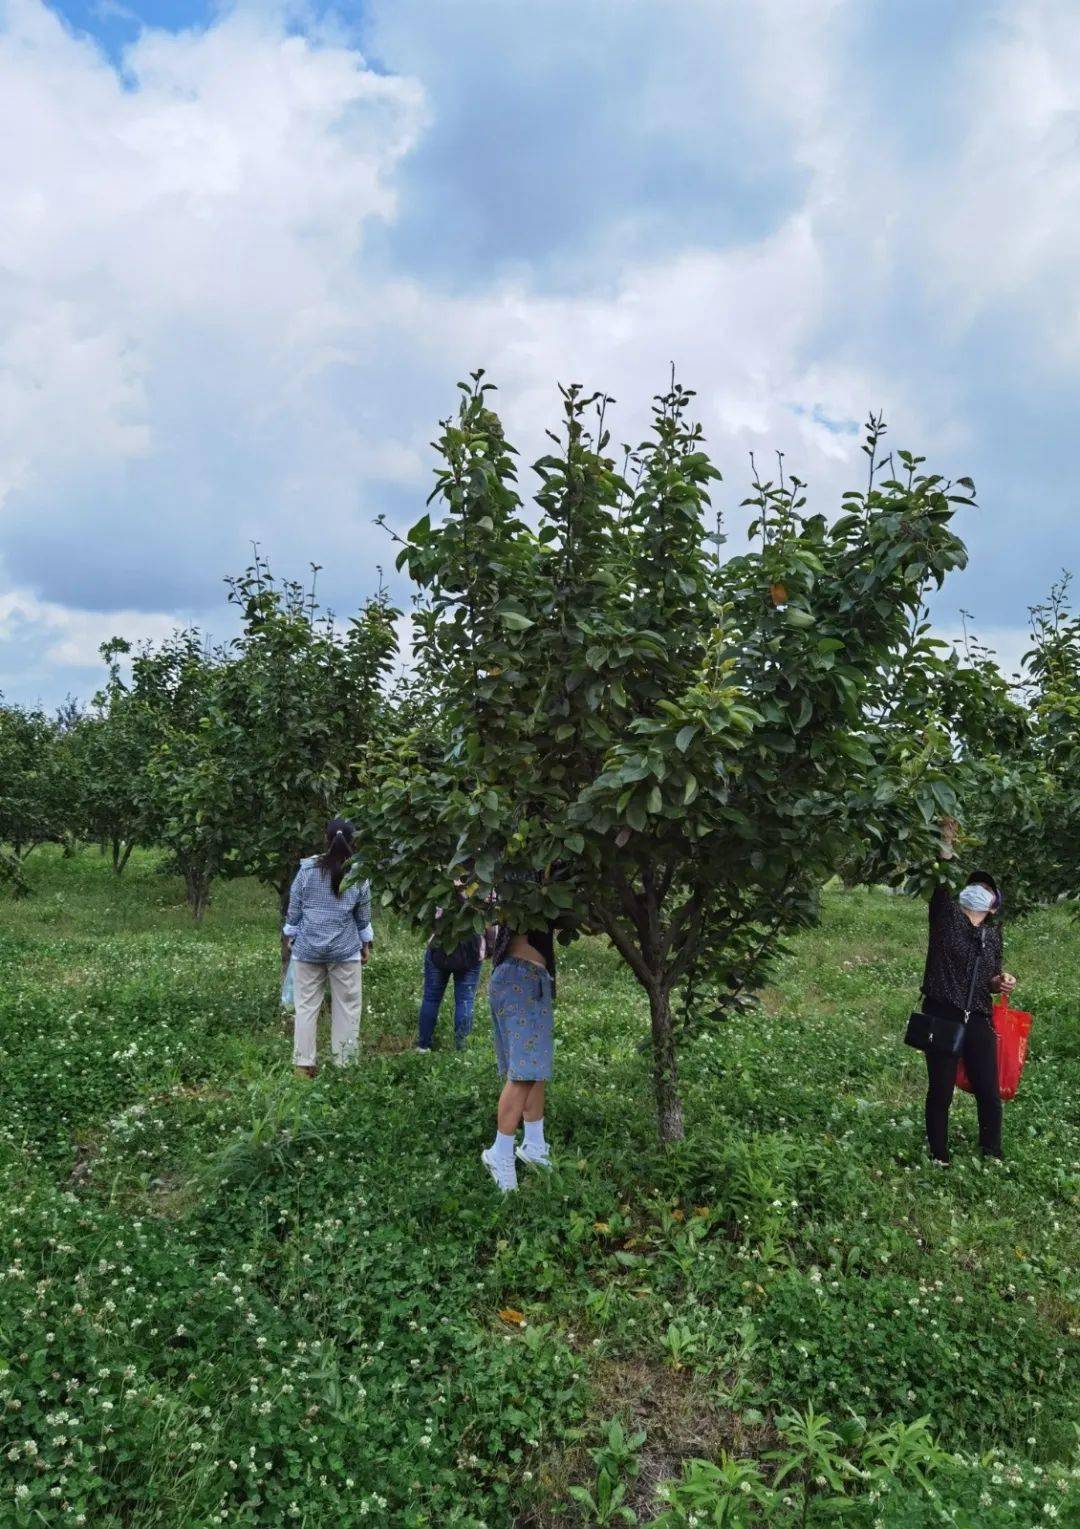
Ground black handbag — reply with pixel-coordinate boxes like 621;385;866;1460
905;927;985;1056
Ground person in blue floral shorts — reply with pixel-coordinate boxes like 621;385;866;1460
481;924;556;1193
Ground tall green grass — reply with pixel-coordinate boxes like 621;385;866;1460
0;849;1076;1525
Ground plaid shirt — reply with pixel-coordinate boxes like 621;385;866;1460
284;857;373;964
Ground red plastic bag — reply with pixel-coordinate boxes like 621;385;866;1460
957;993;1032;1101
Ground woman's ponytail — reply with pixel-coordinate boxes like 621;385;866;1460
316;817;355;896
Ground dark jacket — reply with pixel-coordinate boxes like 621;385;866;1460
922;885;1002;1017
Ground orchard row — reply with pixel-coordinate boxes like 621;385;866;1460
2;375;1077;1138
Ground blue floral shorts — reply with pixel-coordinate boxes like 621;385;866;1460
489;957;554;1082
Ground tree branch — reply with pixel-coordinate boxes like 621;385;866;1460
595;906;654;992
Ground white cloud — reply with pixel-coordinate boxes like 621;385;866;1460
0;587;182;670
0;0;1073;706
0;0;429;603
0;0;888;625
409;217;889;514
838;0;1080;365
936;2;1080;346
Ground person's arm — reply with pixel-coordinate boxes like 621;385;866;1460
355;879;373;961
979;917;1015;1003
926;816;961;921
990;931;1017;993
283;868;303;941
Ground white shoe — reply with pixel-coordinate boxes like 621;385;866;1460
516;1143;552;1169
481;1147;517;1193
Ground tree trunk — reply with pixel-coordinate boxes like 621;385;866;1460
117;839;135;874
111;836;122;873
184;865;211;921
648;983;685;1144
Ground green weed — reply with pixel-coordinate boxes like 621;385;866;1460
0;851;1076;1525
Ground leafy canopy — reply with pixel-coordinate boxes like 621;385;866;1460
358;374;975;1139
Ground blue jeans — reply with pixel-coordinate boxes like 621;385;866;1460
417;947;482;1049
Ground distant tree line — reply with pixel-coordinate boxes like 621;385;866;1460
0;553;399;921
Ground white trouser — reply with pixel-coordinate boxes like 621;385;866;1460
292;960;361;1067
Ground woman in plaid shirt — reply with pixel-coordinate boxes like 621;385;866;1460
284;817;373;1077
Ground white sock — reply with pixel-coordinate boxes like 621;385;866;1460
524;1118;546;1153
492;1130;516;1164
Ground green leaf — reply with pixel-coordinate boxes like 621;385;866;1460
675;724;699;752
500;611;535;632
930;779;958;816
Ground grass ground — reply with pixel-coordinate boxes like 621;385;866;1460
0;849;1077;1526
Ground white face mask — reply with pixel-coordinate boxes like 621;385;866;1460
958;883;995;914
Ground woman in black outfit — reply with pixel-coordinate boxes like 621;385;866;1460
921;868;1017;1163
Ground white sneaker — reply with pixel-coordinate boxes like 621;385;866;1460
516;1143;552;1169
481;1147;518;1193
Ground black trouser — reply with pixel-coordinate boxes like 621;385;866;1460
923;999;1002;1162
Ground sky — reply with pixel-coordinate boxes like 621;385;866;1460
2;0;1078;707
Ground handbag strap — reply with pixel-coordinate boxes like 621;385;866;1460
961;927;986;1022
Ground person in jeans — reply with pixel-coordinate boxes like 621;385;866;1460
482;922;555;1193
415;876;494;1052
415;934;484;1053
921;862;1017;1163
284;817;373;1077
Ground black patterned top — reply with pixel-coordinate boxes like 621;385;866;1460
922;885;1003;1017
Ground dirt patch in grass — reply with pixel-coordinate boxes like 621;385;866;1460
149;1081;230;1103
368;1032;416;1055
69;1138;100;1188
525;1355;776;1525
140;1172;192;1219
600;1357;776;1515
57;966;103;987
